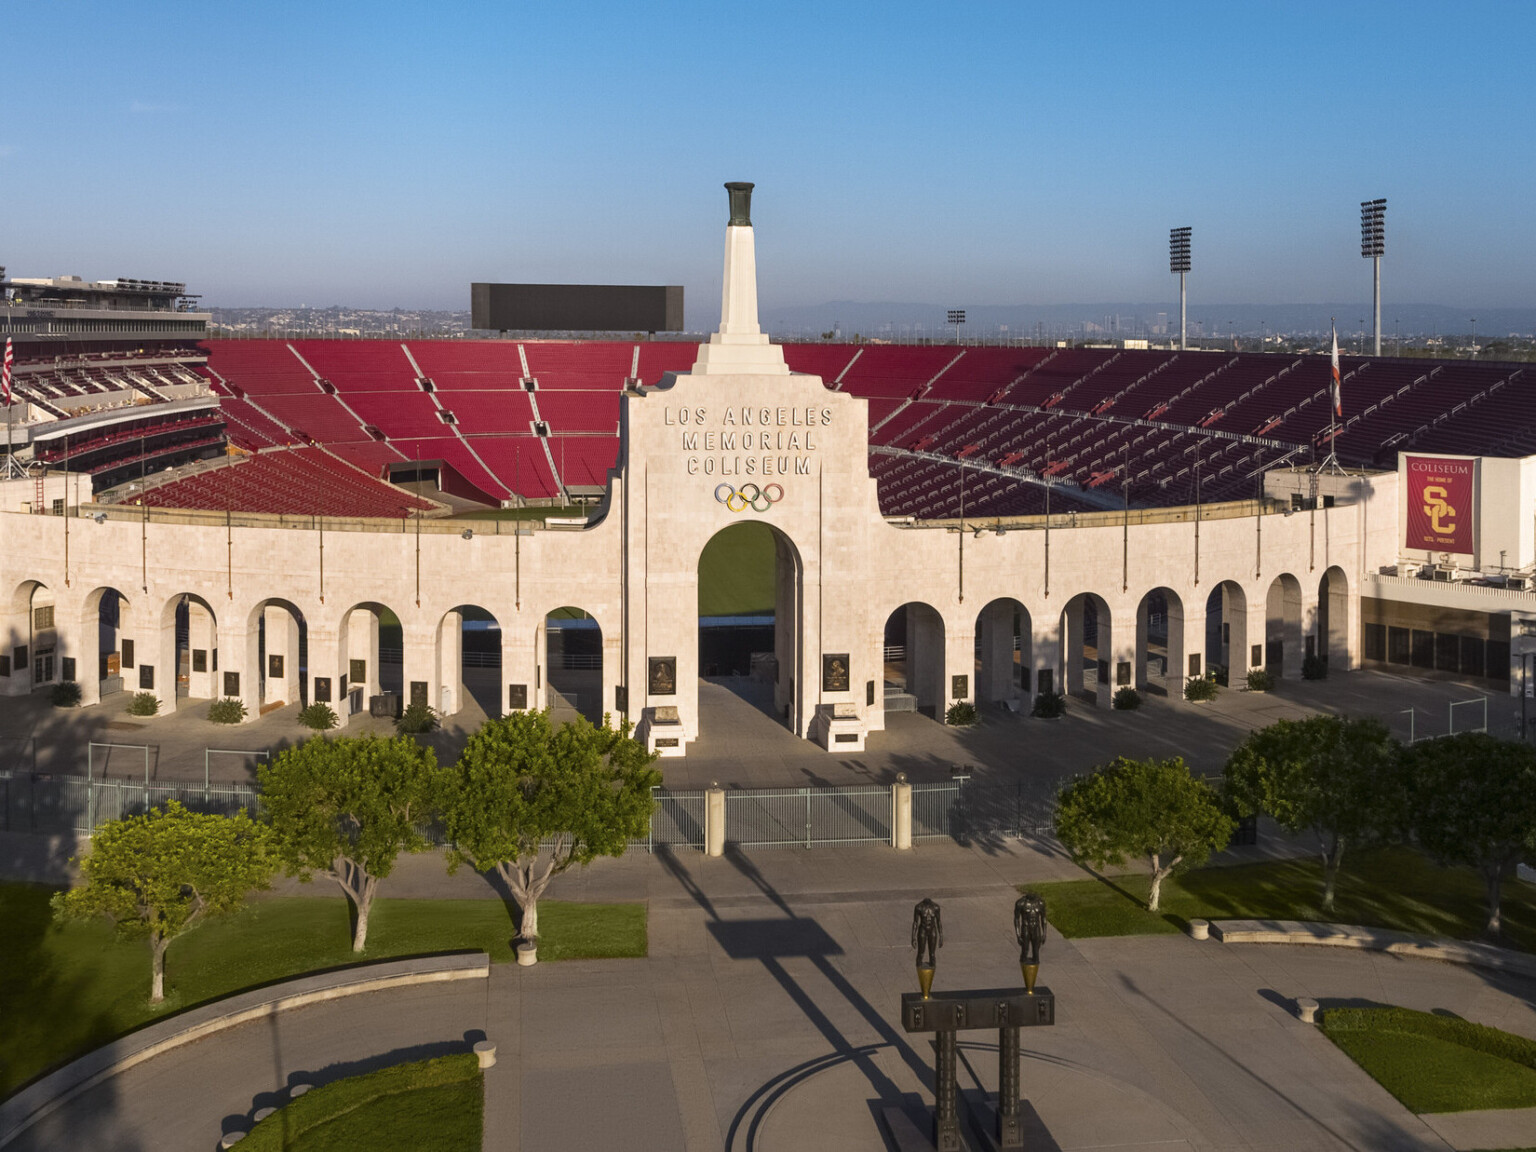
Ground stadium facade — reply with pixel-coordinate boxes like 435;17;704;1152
1;188;1532;754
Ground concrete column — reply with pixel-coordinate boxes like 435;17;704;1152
0;599;30;697
1134;597;1153;693
150;608;178;714
1031;616;1061;700
1171;594;1203;690
74;595;103;708
601;629;622;725
944;620;975;717
705;785;725;857
345;608;381;698
1062;601;1085;698
892;778;912;850
1235;596;1267;681
502;611;535;715
402;625;436;714
908;604;946;719
187;602;215;701
1107;607;1137;705
262;605;300;708
307;626;343;722
438;610;462;715
221;623;261;722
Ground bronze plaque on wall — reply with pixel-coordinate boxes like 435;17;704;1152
269;654;284;679
224;671;240;697
351;659;366;685
314;677;332;703
509;683;528;710
951;674;968;699
139;664;154;690
822;654;850;693
192;649;207;674
122;639;134;668
648;657;677;696
410;681;428;708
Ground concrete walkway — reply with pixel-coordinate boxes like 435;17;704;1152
11;838;1536;1152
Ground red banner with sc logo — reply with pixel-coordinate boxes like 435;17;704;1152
1405;455;1475;554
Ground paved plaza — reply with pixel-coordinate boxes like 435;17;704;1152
8;837;1536;1152
0;668;1515;793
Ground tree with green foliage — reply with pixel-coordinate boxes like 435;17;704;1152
52;801;274;1003
439;711;661;942
1054;756;1235;912
1401;732;1536;938
1223;715;1399;910
259;735;439;951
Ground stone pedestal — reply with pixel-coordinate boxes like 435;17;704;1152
474;1040;498;1069
640;705;686;757
809;701;865;751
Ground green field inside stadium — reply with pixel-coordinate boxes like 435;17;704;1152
697;520;776;617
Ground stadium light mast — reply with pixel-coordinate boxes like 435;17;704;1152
1360;198;1386;356
1169;227;1191;351
947;309;965;346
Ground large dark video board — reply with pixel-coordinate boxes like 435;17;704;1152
471;283;684;332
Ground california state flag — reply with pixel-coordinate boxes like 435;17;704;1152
1330;323;1342;417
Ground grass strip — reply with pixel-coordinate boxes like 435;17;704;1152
1025;846;1536;950
241;1052;481;1151
1321;1007;1536;1114
0;887;645;1098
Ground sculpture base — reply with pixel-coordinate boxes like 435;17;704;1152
966;1096;1061;1152
917;965;936;999
1022;963;1038;994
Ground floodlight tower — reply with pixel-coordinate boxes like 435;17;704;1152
1361;198;1386;356
1169;227;1191;350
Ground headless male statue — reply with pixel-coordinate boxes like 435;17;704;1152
912;897;942;998
1014;892;1047;993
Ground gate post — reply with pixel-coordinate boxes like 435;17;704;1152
705;783;725;857
892;774;912;850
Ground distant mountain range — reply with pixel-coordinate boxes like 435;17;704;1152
759;302;1536;340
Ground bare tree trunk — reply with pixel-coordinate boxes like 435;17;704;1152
150;934;168;1004
499;853;560;942
1485;866;1503;938
352;874;378;952
1147;853;1181;912
331;855;378;953
1321;833;1345;911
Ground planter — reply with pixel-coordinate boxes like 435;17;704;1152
516;942;537;967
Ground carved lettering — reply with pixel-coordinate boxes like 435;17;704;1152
682;432;699;451
795;458;810;474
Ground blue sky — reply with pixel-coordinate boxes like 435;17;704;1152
3;1;1533;319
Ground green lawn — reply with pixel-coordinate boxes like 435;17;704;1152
243;1053;481;1152
698;519;776;616
453;505;590;522
1321;1007;1536;1114
0;887;645;1099
1026;847;1536;950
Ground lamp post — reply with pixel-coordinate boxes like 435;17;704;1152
1470;318;1477;360
1360;198;1386;356
1169;227;1191;351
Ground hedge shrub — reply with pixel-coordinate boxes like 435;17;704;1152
1303;654;1329;680
207;697;248;724
1245;668;1275;692
396;701;439;735
1032;692;1067;719
1184;677;1218;702
1112;686;1142;711
298;702;338;731
945;700;979;727
126;692;160;716
50;681;82;708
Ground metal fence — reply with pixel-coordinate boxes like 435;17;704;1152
0;775;972;850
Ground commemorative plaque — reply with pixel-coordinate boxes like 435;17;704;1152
224;672;240;697
509;683;528;710
351;659;366;685
269;654;284;679
648;656;677;696
822;653;850;693
314;677;332;703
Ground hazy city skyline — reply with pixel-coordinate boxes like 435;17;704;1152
5;1;1533;325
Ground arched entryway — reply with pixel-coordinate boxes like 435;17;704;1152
337;601;402;718
81;586;132;705
1205;581;1248;685
1266;573;1304;678
975;597;1029;709
157;593;218;712
697;521;803;729
1317;566;1349;670
544;607;602;723
438;605;501;718
1060;592;1113;706
884;602;946;719
1135;587;1186;696
248;598;307;715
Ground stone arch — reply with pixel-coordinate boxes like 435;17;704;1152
542;607;603;724
245;597;308;714
883;601;946;719
1317;566;1350;671
1205;580;1249;684
1135;586;1186;696
3;580;54;695
696;520;804;732
1266;573;1305;679
1060;591;1115;706
80;586;133;705
155;592;219;712
975;597;1030;709
335;601;402;708
437;604;501;719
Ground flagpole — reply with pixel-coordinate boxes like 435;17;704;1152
1321;318;1342;474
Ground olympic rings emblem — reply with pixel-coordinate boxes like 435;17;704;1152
714;482;784;512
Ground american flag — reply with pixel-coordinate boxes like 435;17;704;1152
1330;322;1342;418
1;337;12;407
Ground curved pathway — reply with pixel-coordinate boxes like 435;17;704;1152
12;839;1536;1151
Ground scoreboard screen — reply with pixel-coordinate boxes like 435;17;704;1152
472;283;684;333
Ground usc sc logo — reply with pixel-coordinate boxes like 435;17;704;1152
1423;485;1455;535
